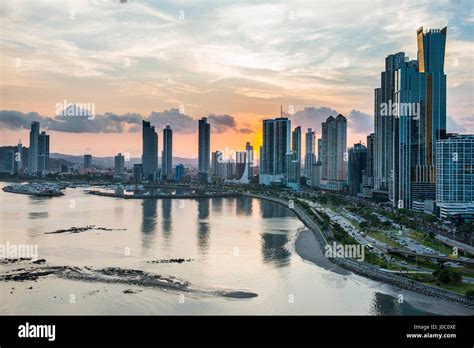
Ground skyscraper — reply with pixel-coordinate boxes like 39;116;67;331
28;121;40;175
142;120;158;180
348;143;368;196
292;126;301;173
245;142;254;180
393;27;447;209
374;52;406;192
259;114;291;186
175;164;185;182
84;154;92;169
37;131;50;175
319;115;347;190
115;153;125;175
304;128;316;178
162;125;173;180
366;133;375;188
198;117;211;181
436;135;474;221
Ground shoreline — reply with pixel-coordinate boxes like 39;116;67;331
244;193;474;310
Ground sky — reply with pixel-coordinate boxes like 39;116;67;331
0;0;473;158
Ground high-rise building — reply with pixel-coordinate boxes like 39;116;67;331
133;164;143;181
37;131;49;175
84;154;92;169
436;135;474;221
162;125;173;180
292;126;301;175
14;142;23;174
259;114;291;186
366;133;375;187
28;121;40;175
348;143;368;196
394;27;447;209
115;153;125;175
245;142;254;180
319;115;347;190
175;164;185;182
286;151;300;190
304;128;316;178
374;52;405;192
2;149;14;174
198;117;211;181
142;120;158;180
311;161;322;188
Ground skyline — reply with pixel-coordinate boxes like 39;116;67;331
1;0;473;158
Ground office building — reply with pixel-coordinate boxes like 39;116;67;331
198;117;211;182
175;164;185;182
162;125;173;180
37;131;49;175
348;143;368;196
436;135;474;221
319;114;347;190
28;121;40;175
304;128;316;179
142;120;158;180
84;154;92;169
115;153;125;175
133;164;143;181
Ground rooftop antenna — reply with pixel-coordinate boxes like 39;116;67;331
280;105;283;117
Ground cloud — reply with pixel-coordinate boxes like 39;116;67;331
147;109;196;134
287;106;338;132
238;127;254;134
0;109;253;135
207;114;237;133
447;115;467;133
347;109;373;134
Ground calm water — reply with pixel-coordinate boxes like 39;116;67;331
0;183;470;315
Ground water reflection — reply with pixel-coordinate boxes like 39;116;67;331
236;196;252;216
141;199;157;249
161;199;172;246
197;199;210;255
368;292;435;315
28;212;49;219
261;233;291;267
211;197;223;214
259;200;293;218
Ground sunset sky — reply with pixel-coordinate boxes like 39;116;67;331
0;0;473;158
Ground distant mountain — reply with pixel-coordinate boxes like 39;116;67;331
50;153;198;167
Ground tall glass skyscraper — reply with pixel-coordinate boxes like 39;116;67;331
142;120;158;180
259;115;291;186
374;52;405;192
198;117;211;178
162;125;173;180
436;135;474;220
393;27;447;209
304;128;316;178
28;121;40;175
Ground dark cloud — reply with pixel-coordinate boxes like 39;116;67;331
147;108;196;134
238;127;254;134
287;106;338;133
0;109;245;135
346;109;373;133
207;114;237;133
